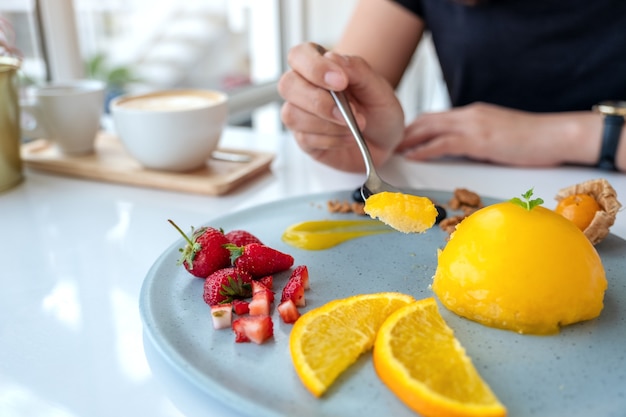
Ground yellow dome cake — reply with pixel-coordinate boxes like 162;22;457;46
432;190;607;334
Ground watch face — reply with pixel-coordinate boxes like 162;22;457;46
595;100;626;116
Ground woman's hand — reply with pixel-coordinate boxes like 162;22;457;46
278;43;405;173
398;102;603;168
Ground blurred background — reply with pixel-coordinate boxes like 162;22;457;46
1;0;448;133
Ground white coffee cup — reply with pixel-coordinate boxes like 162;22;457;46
110;89;228;172
21;80;105;155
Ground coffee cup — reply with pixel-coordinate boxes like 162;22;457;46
21;80;105;155
110;89;228;172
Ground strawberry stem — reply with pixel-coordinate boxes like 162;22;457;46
169;219;202;267
168;219;194;246
224;243;244;264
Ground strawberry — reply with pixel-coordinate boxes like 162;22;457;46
281;268;306;307
169;220;230;278
252;280;274;303
291;265;310;290
210;304;232;329
249;291;272;316
225;243;294;277
203;267;253;306
249;280;274;316
232;299;250;315
232;315;274;344
258;275;274;290
225;229;262;246
277;299;301;324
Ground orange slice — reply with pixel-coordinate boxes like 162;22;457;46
364;191;438;233
373;298;507;417
289;292;415;397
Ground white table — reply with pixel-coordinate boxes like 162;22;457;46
1;126;624;417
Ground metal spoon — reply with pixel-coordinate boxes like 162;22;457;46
332;90;447;223
316;44;446;223
328;89;403;201
313;43;402;201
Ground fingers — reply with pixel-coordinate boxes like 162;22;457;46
280;101;353;137
279;44;372;136
292;130;354;154
286;42;348;91
278;42;403;171
401;133;462;161
397;108;479;160
398;103;533;164
398;111;458;151
278;71;338;123
278;43;350;128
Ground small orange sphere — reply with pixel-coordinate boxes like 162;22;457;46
555;193;601;231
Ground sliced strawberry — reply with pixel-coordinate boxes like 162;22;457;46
203;267;253;306
249;291;272;316
169;220;230;278
232;319;249;343
232;315;274;344
252;280;275;303
232;299;249;315
226;243;294;277
280;274;306;307
291;265;310;290
249;281;274;316
210;304;232;329
224;229;262;246
258;275;274;290
277;299;301;324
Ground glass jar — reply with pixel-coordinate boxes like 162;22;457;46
0;56;22;192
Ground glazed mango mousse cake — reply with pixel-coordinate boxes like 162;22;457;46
432;189;608;335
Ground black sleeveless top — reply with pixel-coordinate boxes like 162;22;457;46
393;0;626;112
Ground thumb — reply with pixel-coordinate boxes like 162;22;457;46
324;52;395;107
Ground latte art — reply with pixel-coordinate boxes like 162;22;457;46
117;92;220;111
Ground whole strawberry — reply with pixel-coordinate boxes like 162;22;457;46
226;243;294;278
225;229;262;246
203;267;253;306
169;220;230;278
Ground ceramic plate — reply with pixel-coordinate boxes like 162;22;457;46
139;189;626;417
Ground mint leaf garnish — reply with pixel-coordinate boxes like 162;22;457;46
510;188;544;211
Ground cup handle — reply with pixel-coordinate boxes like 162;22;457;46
20;101;47;140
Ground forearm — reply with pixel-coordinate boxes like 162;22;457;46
332;0;425;88
399;103;626;172
557;111;625;172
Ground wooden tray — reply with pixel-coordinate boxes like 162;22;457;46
21;132;274;196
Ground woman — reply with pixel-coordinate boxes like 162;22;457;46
277;0;626;173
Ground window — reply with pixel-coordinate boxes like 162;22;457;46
2;0;446;131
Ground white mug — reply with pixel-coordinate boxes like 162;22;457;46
21;80;105;155
110;89;228;171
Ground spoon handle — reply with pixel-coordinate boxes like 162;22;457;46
329;90;376;177
314;43;376;176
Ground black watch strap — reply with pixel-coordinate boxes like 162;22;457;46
597;114;624;171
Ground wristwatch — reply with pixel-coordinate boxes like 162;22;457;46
593;100;626;171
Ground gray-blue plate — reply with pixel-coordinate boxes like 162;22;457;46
139;189;626;417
